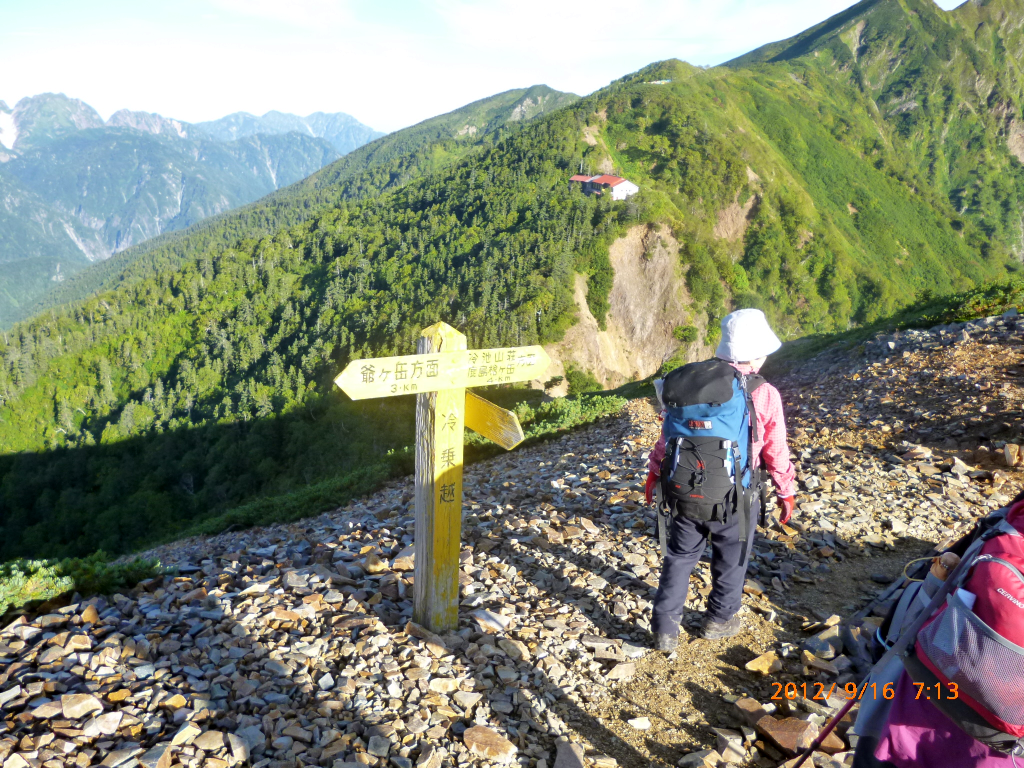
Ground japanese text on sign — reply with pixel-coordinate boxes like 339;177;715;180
335;345;550;400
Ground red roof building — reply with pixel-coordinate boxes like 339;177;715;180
588;175;627;187
567;174;639;201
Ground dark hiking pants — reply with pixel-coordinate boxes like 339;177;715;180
651;498;759;637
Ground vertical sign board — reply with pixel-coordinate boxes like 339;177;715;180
334;322;549;632
413;323;466;632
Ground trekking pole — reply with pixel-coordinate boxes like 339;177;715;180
786;681;867;768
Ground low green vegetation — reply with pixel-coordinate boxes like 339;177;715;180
564;366;604;395
673;325;699;343
0;553;162;617
766;276;1024;374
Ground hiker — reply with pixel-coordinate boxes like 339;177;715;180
644;308;796;650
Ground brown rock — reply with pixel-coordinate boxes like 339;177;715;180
677;750;723;768
226;733;249;763
80;605;100;624
138;743;173;768
66;634;92;652
405;622;446;650
605;662;636;681
193;730;226;751
271;606;301;622
463;725;518;763
553;740;586;768
802;652;839;676
745;651;783;675
171;722;202;746
428;677;460;693
743;579;765;597
454;691;482;711
734;697;768;727
819;729;846;754
498;638;530;662
756;716;818;757
162;694;187;710
1004;443;1020;467
417;746;442;768
364;553;388;574
31;701;63;719
393;545;415;571
61;693;103;720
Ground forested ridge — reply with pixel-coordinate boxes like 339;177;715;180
3;0;1024;563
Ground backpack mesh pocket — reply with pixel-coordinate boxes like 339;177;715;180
916;593;1024;729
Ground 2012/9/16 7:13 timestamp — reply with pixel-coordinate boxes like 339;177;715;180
771;681;960;701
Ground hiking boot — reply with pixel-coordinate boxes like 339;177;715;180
700;615;741;640
654;632;678;652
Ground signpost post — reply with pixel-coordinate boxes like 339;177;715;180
334;321;549;632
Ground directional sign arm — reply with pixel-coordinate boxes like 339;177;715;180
465;391;525;450
334;345;550;400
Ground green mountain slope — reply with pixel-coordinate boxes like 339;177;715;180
31;85;581;316
727;0;1024;251
1;1;1023;561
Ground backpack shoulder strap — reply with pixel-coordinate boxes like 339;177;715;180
740;374;765;447
743;374;767;394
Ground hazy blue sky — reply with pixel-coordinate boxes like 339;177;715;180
1;0;964;132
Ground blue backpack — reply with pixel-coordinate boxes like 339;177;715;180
658;359;765;545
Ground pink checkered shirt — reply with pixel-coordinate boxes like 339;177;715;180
648;361;796;498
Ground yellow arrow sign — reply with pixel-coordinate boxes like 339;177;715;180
465;391;525;450
334;345;549;400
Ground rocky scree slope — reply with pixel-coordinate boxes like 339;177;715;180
3;312;1024;768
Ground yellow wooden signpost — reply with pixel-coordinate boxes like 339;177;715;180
334;321;549;632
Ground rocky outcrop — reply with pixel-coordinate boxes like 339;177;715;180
1008;118;1024;163
713;193;758;242
545;225;706;388
106;110;192;139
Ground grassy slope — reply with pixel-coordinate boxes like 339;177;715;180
728;0;1024;253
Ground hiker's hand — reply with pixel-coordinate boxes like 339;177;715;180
645;471;659;505
779;495;795;525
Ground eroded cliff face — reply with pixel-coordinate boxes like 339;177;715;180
544;224;712;390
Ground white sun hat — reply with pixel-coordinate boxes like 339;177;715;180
715;308;782;362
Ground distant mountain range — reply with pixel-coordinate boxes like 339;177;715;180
0;94;382;325
195;111;383;155
27;84;581;320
